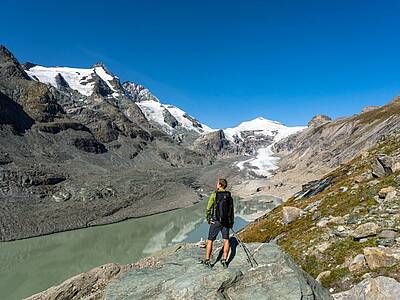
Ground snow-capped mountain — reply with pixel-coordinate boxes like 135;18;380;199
122;82;159;102
136;100;213;135
24;62;304;175
26;63;123;98
25;64;211;138
225;117;306;177
224;117;304;146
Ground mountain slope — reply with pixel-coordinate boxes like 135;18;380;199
26;64;213;142
243;99;400;199
0;45;219;241
240;129;400;294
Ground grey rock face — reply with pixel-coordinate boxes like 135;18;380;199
192;129;237;158
122;81;159;102
0;91;34;132
372;154;400;177
333;276;400;300
105;243;333;300
294;177;333;200
270;99;400;200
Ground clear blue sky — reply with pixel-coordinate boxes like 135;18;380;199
1;0;399;128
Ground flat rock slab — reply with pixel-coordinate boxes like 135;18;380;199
105;242;332;300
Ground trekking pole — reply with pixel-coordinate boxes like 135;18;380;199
231;228;257;262
231;228;258;267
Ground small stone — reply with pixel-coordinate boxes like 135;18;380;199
339;186;348;192
312;211;322;221
316;270;331;282
385;190;397;202
378;186;396;198
352;222;379;239
337;225;346;232
351;184;359;190
359;238;368;243
367;179;379;187
329;216;346;225
352;206;365;214
347;215;361;225
363;247;400;269
317;219;329;228
348;254;367;272
282;206;304;225
317;242;331;253
378;230;399;239
376;238;395;247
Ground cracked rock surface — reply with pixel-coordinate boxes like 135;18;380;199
105;242;333;300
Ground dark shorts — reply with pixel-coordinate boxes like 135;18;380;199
207;220;230;241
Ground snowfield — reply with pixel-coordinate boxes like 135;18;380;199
26;65;119;97
225;117;306;176
137;101;213;134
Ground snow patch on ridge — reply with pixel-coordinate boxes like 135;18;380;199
137;100;213;134
26;65;119;97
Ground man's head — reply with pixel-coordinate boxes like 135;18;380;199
217;178;227;189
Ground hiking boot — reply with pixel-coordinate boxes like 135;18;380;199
220;258;228;269
200;259;212;268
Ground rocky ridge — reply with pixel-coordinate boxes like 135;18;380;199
244;96;400;200
240;130;400;294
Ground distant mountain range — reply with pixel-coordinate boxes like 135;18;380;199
24;61;305;167
0;45;304;241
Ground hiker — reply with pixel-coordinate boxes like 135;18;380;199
203;178;234;268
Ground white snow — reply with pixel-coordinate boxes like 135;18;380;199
136;101;168;128
164;104;213;133
137;101;213;134
224;117;291;142
26;65;118;97
229;117;306;176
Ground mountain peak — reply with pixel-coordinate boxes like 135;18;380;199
0;45;30;80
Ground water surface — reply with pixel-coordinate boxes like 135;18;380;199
0;198;256;299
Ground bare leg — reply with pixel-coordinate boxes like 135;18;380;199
223;239;230;260
205;239;213;260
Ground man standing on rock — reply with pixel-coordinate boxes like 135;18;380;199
202;178;234;268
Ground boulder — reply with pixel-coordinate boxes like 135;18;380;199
378;186;396;199
105;242;333;300
372;154;400;178
352;222;379;239
333;276;400;300
378;230;399;239
282;206;304;225
348;254;367;273
328;216;347;225
363;247;400;269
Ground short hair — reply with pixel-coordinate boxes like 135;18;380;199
218;178;227;189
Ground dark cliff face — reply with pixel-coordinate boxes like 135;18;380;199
0;45;31;80
0;91;34;132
